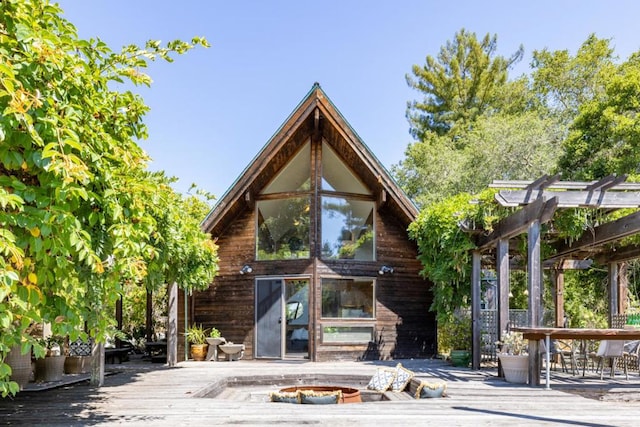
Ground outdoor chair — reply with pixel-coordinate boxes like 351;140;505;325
623;340;640;376
593;340;628;380
540;339;571;373
560;339;593;376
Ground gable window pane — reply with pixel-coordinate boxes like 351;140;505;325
321;196;374;260
321;141;371;195
257;197;310;260
262;141;310;194
321;278;374;319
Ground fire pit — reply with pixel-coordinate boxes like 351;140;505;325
279;385;362;403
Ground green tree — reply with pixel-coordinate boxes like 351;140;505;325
393;112;562;207
559;52;640;180
531;34;616;126
0;0;216;396
406;29;524;139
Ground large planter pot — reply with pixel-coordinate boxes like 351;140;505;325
34;355;66;382
499;353;528;384
450;350;471;367
64;355;94;374
6;345;32;390
190;344;208;361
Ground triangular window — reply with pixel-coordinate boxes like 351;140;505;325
321;141;371;195
262;141;310;194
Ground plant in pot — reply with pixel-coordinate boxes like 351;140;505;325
4;342;33;392
496;330;528;383
64;336;94;374
34;336;67;382
184;324;208;361
443;312;471;367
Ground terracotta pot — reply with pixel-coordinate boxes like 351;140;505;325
35;355;66;382
499;353;528;384
6;345;32;390
190;344;208;361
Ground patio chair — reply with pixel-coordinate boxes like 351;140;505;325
623;340;640;376
561;339;593;376
552;339;572;373
593;340;628;380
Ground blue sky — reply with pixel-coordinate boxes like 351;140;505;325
56;1;640;200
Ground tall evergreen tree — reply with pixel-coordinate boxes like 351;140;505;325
406;29;523;139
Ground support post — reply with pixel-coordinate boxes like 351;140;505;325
552;268;565;327
146;290;153;343
90;341;105;386
528;219;541;386
608;262;619;327
497;239;510;377
471;250;482;370
115;295;123;348
167;282;178;366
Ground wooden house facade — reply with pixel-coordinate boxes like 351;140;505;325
178;84;435;362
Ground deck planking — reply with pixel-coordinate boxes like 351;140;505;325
1;358;639;426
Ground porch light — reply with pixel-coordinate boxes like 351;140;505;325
378;265;394;275
239;264;253;275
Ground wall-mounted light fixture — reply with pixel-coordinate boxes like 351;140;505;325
239;264;253;275
378;265;394;275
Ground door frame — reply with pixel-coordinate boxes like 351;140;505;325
254;275;310;359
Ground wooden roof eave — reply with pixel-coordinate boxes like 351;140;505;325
202;84;419;235
201;90;321;234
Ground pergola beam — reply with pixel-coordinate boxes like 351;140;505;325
595;244;640;264
474;197;558;250
547;210;640;263
494;175;640;208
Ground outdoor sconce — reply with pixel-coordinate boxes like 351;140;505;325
378;265;394;275
239;264;253;275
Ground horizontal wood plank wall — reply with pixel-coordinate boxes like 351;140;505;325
182;205;436;362
315;206;436;362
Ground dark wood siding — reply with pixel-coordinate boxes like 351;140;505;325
179;202;436;362
186;86;435;362
315;205;435;361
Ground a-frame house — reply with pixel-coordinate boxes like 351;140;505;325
178;84;435;361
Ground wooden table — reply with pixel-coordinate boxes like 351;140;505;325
511;327;640;389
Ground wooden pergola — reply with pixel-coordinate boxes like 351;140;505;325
466;174;640;384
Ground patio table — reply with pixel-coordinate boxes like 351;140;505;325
511;327;640;389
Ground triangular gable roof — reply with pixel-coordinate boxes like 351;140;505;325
202;83;418;236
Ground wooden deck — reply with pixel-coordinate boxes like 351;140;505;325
1;357;640;426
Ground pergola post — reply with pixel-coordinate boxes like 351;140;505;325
497;239;510;335
471;250;482;370
552;268;565;328
496;239;510;377
527;219;542;386
608;262;619;327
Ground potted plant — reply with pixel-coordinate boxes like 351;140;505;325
496;330;528;383
64;337;94;374
5;344;33;391
34;336;67;382
184;324;208;361
443;313;471;367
